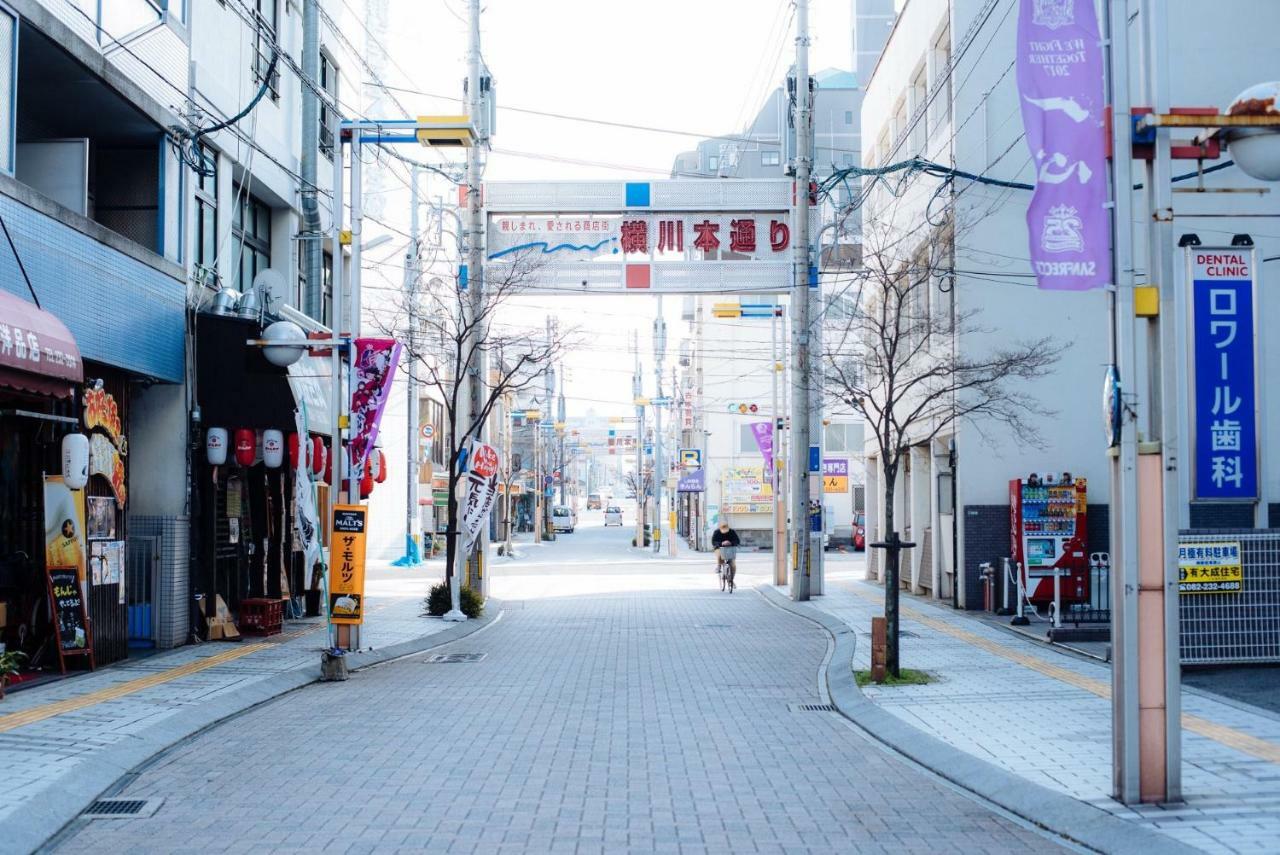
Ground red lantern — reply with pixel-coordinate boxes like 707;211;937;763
361;468;374;498
234;429;256;467
372;449;388;483
287;433;300;470
311;437;326;476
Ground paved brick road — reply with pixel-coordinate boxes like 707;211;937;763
57;585;1067;854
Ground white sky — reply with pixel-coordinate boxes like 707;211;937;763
362;0;853;419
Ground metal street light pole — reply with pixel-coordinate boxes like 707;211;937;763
402;166;422;566
653;298;667;554
790;0;814;601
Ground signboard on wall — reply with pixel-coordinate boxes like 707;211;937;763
1187;248;1257;500
720;466;772;514
1178;540;1243;594
823;458;849;493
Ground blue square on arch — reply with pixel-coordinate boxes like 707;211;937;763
625;182;651;207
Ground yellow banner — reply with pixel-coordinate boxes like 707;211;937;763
330;505;368;623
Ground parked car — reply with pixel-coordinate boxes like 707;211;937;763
552;505;577;533
604;505;624;526
853;513;866;550
586;493;602;510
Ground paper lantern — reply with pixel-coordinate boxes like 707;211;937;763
61;433;89;489
311;437;326;476
371;449;388;483
206;428;228;465
322;449;332;484
234;429;256;467
263;430;284;468
287;433;300;470
360;468;374;498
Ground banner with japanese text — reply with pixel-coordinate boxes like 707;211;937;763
329;505;367;625
461;441;500;548
349;338;402;478
750;421;774;474
1016;0;1111;290
1189;249;1257;500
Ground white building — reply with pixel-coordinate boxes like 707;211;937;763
857;0;1280;608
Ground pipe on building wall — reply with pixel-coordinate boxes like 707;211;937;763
300;0;323;320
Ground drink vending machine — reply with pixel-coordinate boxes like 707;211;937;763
1009;474;1089;606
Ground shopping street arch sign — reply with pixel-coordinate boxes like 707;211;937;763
484;179;809;295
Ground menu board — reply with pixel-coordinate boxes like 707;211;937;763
46;565;94;671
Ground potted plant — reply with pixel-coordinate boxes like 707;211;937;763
0;649;26;700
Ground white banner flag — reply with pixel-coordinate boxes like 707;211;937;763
460;441;500;548
294;407;322;570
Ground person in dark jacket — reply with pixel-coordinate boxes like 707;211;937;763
711;520;740;574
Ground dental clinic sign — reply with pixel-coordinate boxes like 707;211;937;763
1189;248;1258;501
1016;0;1110;290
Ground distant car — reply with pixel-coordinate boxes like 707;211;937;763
853;513;866;550
552;505;577;533
604;505;624;526
586;493;602;510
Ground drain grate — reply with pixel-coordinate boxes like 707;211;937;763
82;798;162;819
789;703;837;713
422;652;487;663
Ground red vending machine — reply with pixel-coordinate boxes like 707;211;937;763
1009;474;1089;605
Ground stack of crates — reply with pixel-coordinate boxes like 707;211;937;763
239;598;284;637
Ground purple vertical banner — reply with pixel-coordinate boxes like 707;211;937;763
349;338;403;477
750;421;774;473
1016;0;1111;290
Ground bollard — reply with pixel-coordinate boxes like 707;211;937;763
871;616;887;683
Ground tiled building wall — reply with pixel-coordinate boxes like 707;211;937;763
130;514;190;649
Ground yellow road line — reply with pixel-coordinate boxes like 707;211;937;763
843;583;1280;765
0;644;269;734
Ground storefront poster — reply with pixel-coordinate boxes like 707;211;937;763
461;441;500;548
86;496;116;540
1015;0;1110;290
329;505;368;624
823;458;849;494
43;476;86;583
1178;541;1244;594
720;466;772;514
348;338;402;478
89;433;127;506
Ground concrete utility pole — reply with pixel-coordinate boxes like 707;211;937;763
771;306;786;585
633;331;646;548
1105;0;1182;805
557;369;566;504
300;0;323;321
789;0;814;601
653;298;667;554
403;167;422;565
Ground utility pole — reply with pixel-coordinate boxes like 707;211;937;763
669;364;679;557
557;368;567;505
542;317;556;538
772;306;786;585
633;332;646;548
790;0;814;601
300;0;323;321
402;167;422;565
653;298;667;554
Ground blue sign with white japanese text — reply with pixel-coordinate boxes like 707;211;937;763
1190;249;1257;500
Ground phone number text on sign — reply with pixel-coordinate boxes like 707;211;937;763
1178;540;1244;595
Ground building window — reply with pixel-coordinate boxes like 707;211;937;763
0;9;14;174
194;146;217;280
844;110;853;125
252;0;280;101
826;424;850;453
910;64;928;149
233;185;272;293
930;26;952;129
761;150;780;167
707;154;719;172
320;51;338;159
321;251;334;327
842;153;854;166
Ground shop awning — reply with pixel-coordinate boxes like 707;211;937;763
0;289;82;398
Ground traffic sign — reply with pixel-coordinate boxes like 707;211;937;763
679;448;702;469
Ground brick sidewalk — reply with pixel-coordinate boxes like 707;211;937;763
804;569;1280;855
0;573;462;851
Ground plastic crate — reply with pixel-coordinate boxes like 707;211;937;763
239;598;284;637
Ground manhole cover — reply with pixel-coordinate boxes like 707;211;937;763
82;798;163;819
422;652;487;663
788;703;837;713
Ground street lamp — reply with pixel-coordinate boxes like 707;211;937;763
1221;82;1280;181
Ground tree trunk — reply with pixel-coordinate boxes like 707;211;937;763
881;460;901;678
444;468;460;582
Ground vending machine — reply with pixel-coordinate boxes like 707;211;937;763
1009;474;1089;606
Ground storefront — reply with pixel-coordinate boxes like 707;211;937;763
0;290;136;680
191;311;332;637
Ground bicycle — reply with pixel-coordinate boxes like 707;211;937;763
716;547;737;593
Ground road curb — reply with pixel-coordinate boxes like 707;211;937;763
757;585;1201;855
19;606;501;855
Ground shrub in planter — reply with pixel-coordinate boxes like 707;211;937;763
0;650;26;700
424;582;484;619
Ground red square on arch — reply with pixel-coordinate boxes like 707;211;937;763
625;264;651;289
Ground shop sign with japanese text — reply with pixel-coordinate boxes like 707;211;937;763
488;214;791;262
1178;540;1243;594
1189;248;1257;500
823;459;849;494
329;505;367;624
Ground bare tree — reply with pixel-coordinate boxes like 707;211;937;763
623;470;653;544
822;219;1064;677
373;254;576;581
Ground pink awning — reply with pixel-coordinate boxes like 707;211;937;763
0;290;82;399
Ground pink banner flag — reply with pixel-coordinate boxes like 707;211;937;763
750;421;774;473
349;338;402;476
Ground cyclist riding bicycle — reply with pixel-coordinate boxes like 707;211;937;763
711;521;740;581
